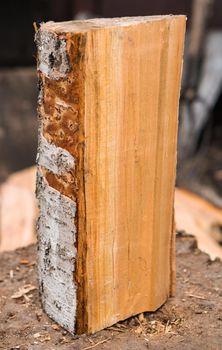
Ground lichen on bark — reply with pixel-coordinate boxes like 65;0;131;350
37;134;75;175
35;26;79;334
35;30;70;80
36;171;77;333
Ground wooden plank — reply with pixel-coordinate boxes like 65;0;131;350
36;16;186;334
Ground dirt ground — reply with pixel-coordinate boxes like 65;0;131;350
0;233;222;350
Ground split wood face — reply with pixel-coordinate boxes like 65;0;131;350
36;16;186;334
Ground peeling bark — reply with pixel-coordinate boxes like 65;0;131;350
37;135;75;175
36;25;85;334
36;172;76;333
35;30;70;80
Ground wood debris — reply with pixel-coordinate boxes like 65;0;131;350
33;332;51;342
81;338;111;350
11;284;36;299
186;293;206;300
51;324;60;331
19;259;29;265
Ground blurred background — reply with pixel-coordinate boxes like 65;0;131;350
1;0;222;257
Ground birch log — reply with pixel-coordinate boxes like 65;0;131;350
36;16;186;334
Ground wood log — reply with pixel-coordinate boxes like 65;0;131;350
175;187;222;260
36;16;185;334
0;167;37;252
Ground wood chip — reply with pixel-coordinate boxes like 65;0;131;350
186;293;206;300
40;335;51;342
36;311;42;322
134;325;144;335
33;332;41;338
60;336;69;344
23;294;31;302
33;333;51;342
11;284;37;299
116;323;127;329
51;324;60;331
20;259;29;265
81;338;111;350
138;313;146;323
107;326;125;333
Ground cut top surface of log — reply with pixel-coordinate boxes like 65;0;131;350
36;15;186;334
40;15;185;33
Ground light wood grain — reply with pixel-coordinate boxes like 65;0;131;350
84;16;185;332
